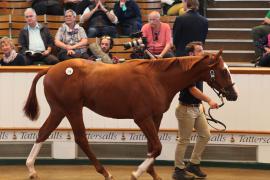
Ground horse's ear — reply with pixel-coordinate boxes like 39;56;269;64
215;49;223;60
209;49;223;67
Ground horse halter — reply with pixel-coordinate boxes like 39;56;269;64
209;69;235;98
205;69;235;131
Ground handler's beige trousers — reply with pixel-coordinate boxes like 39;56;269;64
174;103;211;169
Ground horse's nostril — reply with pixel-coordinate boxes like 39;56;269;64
227;94;237;101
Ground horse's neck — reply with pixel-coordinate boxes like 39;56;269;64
156;58;204;102
162;69;199;100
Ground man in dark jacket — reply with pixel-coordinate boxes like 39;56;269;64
19;8;59;65
173;0;208;57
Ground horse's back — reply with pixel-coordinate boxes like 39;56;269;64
42;59;139;109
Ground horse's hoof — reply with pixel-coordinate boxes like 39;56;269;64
154;176;162;180
29;172;38;179
105;174;114;180
130;172;137;180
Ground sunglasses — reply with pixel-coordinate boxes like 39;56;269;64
153;32;159;41
101;36;112;40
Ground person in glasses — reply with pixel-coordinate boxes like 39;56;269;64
19;8;59;65
172;41;218;180
55;9;89;61
141;11;174;59
80;0;118;38
89;36;119;64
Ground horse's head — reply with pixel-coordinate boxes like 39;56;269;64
201;50;238;101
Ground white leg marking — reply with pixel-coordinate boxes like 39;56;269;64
26;143;43;178
132;157;154;178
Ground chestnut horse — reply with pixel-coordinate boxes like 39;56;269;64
23;50;237;180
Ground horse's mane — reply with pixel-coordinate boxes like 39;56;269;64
126;55;209;73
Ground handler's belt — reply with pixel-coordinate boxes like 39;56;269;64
180;102;201;107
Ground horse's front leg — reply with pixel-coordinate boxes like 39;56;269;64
131;117;162;180
146;114;163;180
66;110;114;180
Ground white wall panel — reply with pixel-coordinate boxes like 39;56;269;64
0;72;270;132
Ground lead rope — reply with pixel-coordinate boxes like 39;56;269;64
205;89;227;131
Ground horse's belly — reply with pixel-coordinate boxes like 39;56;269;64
86;102;132;119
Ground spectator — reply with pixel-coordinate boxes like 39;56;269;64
89;36;119;64
251;10;270;63
255;33;270;67
162;0;186;16
173;0;208;56
28;0;64;15
0;37;25;66
141;11;174;59
55;9;89;61
63;0;90;15
19;8;59;65
80;0;118;38
113;0;142;36
172;41;218;180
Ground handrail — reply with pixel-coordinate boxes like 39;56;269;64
1;66;270;74
1;127;270;135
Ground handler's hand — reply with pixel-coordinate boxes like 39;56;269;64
208;100;219;109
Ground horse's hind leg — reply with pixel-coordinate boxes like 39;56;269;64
66;110;113;180
26;110;64;179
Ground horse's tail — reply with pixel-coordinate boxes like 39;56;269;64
23;68;50;121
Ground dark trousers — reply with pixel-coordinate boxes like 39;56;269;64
87;26;118;38
144;50;175;59
118;21;139;36
64;0;90;15
26;54;59;65
57;50;90;61
32;1;64;15
258;54;270;67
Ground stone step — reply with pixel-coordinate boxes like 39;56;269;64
206;50;255;62
205;39;253;50
208;18;263;28
207;28;252;39
208;0;270;8
207;9;268;18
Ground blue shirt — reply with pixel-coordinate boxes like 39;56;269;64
28;24;46;52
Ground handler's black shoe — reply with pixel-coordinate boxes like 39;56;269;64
172;167;195;180
185;162;207;178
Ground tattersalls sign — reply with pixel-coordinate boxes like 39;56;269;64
1;130;270;146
